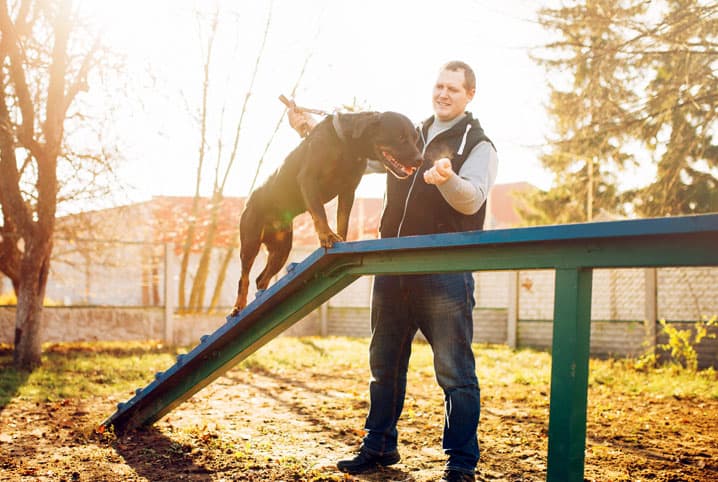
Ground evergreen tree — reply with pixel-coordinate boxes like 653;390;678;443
525;0;717;224
629;0;718;216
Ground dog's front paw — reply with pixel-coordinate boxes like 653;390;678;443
319;231;343;248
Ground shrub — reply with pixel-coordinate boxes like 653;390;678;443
658;315;717;372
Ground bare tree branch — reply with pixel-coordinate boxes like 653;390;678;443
0;1;41;158
220;0;274;192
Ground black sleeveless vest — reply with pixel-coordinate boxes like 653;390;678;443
379;112;494;238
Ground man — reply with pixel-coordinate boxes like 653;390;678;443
288;60;497;482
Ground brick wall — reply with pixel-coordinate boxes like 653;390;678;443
0;306;165;343
0;306;323;346
518;320;647;357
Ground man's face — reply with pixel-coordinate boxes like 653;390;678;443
432;68;475;122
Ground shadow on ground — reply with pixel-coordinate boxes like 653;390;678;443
111;427;212;481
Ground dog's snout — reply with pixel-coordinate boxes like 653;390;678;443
411;154;424;167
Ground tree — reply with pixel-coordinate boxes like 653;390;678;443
176;1;316;313
0;0;108;369
186;2;273;313
176;2;275;313
176;6;219;313
206;47;314;313
628;0;718;216
525;0;717;225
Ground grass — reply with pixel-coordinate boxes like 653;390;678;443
589;357;718;399
0;341;179;405
1;337;716;407
1;337;716;481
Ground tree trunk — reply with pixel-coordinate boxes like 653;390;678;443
208;246;235;313
188;195;222;311
13;241;52;369
178;9;219;313
177;205;199;312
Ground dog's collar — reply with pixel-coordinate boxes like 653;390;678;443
332;114;346;142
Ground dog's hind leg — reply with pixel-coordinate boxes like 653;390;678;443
255;226;293;291
231;213;263;316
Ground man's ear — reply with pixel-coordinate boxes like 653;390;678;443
467;88;476;103
342;112;380;139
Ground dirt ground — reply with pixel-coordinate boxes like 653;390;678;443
0;340;717;481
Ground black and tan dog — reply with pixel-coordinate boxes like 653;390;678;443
231;111;423;316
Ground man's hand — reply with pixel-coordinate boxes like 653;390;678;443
423;158;454;185
288;108;315;138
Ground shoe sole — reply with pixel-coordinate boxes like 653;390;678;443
337;454;400;474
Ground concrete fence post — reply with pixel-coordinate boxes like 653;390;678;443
164;243;176;345
507;270;519;349
320;302;328;336
644;268;658;354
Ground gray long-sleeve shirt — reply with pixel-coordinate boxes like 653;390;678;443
425;114;498;215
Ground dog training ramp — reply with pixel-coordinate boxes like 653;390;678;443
102;214;718;436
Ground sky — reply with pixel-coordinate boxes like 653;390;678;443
84;0;555;203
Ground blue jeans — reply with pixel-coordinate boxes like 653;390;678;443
362;273;480;474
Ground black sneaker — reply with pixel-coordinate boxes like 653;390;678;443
336;449;401;474
441;469;475;481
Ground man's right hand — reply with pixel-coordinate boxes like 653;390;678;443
424;158;454;185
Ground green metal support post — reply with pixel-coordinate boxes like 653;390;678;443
547;267;594;481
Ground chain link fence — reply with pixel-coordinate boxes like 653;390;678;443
6;238;717;322
2;236;716;364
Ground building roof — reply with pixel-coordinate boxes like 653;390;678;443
58;183;536;252
149;195;384;252
486;182;538;229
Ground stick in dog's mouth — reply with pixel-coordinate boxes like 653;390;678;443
381;150;417;179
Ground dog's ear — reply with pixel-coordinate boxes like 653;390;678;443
341;112;380;139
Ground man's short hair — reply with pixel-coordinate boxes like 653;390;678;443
441;60;476;93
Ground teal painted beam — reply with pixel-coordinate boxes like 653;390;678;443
344;233;718;275
547;268;594;481
331;213;718;257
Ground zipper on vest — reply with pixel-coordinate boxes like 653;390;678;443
456;123;472;155
397;125;427;237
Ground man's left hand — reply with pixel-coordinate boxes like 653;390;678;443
423;158;454;185
288;108;313;137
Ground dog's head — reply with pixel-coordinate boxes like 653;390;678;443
339;112;423;179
